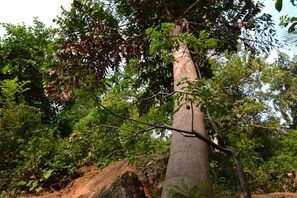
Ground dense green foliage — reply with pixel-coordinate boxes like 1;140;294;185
0;20;55;122
1;0;297;197
0;21;170;197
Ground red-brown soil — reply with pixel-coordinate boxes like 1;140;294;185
22;161;143;198
21;159;297;198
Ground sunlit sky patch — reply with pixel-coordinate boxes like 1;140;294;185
0;0;71;36
0;0;296;59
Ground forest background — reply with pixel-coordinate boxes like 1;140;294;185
1;0;297;197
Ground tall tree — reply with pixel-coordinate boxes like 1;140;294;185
47;0;278;196
161;20;213;196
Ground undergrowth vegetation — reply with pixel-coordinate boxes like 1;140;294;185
1;0;297;197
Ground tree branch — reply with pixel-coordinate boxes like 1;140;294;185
92;95;251;198
182;0;200;16
92;94;230;153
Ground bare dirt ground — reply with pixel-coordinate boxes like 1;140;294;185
22;161;143;198
252;193;297;198
22;160;297;198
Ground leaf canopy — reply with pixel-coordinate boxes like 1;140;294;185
47;0;279;104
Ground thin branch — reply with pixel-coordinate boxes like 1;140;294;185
249;123;286;133
92;95;251;198
207;109;221;136
125;126;157;141
206;108;227;147
99;124;121;130
135;91;177;104
92;94;230;153
182;0;200;16
206;109;251;198
228;147;252;198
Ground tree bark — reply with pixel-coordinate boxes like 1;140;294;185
229;147;252;198
161;19;213;197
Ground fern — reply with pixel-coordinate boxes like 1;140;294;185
167;178;208;198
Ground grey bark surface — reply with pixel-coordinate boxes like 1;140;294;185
161;20;213;197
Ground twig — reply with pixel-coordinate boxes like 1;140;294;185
135;91;177;104
92;94;230;153
249;123;286;133
92;95;251;198
182;0;200;16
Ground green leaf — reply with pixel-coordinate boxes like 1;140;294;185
18;180;27;186
26;180;33;187
275;0;283;12
29;180;38;191
43;169;54;179
288;22;297;33
35;186;43;193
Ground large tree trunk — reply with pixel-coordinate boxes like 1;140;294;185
161;20;213;198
